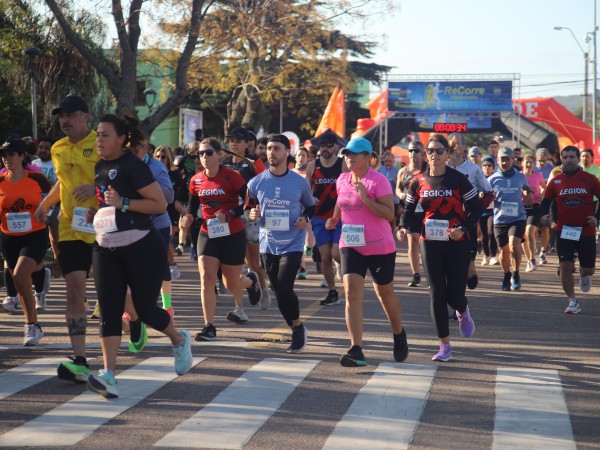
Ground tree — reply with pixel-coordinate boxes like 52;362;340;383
43;0;211;137
0;0;104;136
184;0;390;134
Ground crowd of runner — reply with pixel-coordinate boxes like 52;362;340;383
1;94;598;398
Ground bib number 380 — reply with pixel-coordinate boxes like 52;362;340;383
207;218;230;238
341;224;366;247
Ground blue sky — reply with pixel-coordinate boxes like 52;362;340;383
341;0;598;99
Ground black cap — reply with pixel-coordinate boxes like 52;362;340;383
0;138;27;154
226;127;252;141
267;134;291;149
51;95;89;115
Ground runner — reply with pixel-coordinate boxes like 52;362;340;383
536;148;556;263
85;114;192;398
292;146;316;279
521;154;546;272
247;134;315;353
325;138;409;366
488;147;533;291
306;132;347;305
480;156;499;265
222;127;270;316
0;138;51;346
541;146;600;314
395;140;427;287
34;95;99;383
181;138;261;340
398;134;482;362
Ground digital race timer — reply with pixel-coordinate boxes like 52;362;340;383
433;123;468;133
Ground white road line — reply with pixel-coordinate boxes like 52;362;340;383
493;367;576;450
155;358;319;449
0;357;205;448
0;341;249;350
323;363;436;450
0;358;64;401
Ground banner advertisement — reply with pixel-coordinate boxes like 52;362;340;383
179;108;203;146
388;81;513;112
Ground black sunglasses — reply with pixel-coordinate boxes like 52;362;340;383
426;148;446;155
198;150;215;157
320;142;335;148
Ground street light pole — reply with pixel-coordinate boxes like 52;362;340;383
554;27;589;124
24;46;42;139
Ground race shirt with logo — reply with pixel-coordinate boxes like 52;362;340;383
401;166;481;241
312;157;343;219
543;169;600;236
94;152;155;233
0;170;52;235
188;166;246;235
488;167;530;225
31;159;58;185
246;168;314;254
52;130;100;243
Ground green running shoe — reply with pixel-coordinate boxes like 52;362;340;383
57;356;90;383
128;321;148;353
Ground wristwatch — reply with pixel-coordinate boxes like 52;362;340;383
121;197;130;212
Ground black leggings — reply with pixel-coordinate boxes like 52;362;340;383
93;229;170;337
260;252;303;327
479;214;497;257
420;239;470;339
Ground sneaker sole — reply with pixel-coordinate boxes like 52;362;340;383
86;377;118;398
432;355;452;362
407;283;420;287
226;313;248;324
340;356;367;367
57;364;89;384
195;334;216;342
319;300;340;306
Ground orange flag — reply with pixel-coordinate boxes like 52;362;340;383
316;88;345;137
366;89;390;124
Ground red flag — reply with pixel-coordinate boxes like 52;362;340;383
366;89;391;124
316;88;345;137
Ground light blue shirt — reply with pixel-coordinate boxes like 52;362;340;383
488;167;529;224
247;169;315;255
378;165;400;204
143;154;173;230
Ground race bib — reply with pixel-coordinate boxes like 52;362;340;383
207;218;230;238
6;212;32;233
72;206;96;234
265;210;290;230
93;207;118;234
561;225;582;241
341;224;366;247
501;201;519;217
424;219;449;241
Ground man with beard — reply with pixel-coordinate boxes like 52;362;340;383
542;146;600;314
247;134;315;352
305;133;348;305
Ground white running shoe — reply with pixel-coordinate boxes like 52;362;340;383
2;296;19;313
227;307;249;323
24;323;43;346
489;256;499;265
169;264;181;280
564;298;581;314
320;278;328;288
260;288;271;310
34;292;47;312
579;273;592;293
481;256;490;266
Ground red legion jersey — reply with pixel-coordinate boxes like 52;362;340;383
189;166;246;235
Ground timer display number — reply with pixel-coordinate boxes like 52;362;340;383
433;123;468;133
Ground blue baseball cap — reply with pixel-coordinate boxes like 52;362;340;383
341;137;372;155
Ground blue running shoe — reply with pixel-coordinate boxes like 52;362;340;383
173;330;193;375
510;275;521;291
87;369;118;398
340;344;367;367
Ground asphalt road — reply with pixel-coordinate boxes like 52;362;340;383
1;242;599;449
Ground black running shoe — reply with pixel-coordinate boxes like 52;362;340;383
448;310;458;321
393;329;409;362
407;273;421;287
246;271;262;306
57;356;90;384
320;290;339;306
287;323;307;353
340;344;367;367
195;324;217;341
467;274;478;290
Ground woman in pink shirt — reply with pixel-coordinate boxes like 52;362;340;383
326;138;408;367
522;154;546;271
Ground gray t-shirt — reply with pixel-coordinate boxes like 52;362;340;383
247;169;315;255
